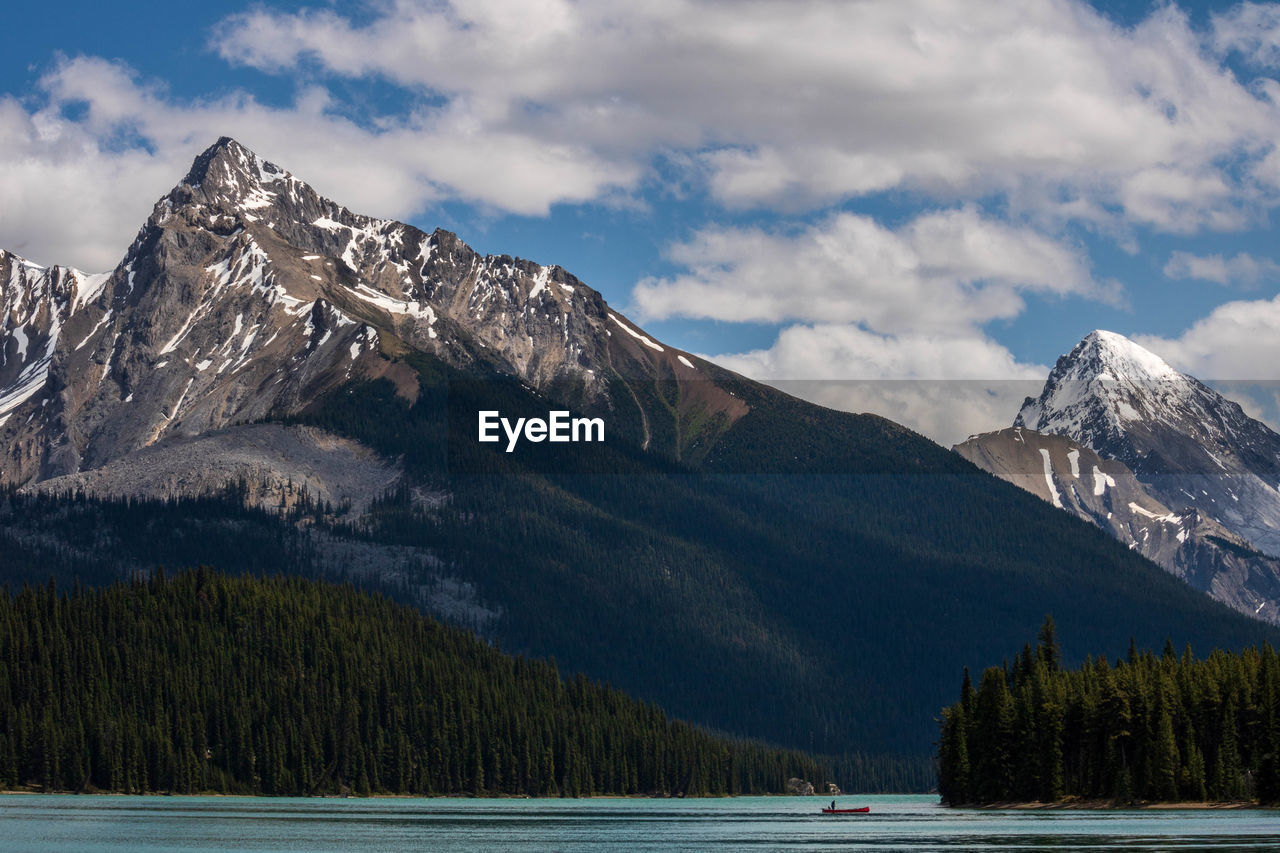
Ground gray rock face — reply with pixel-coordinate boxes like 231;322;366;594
27;423;402;517
1;251;111;482
0;137;722;487
786;778;816;796
956;427;1280;624
1015;330;1280;558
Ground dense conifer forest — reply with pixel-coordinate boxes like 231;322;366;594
5;345;1279;790
938;618;1280;805
0;571;827;796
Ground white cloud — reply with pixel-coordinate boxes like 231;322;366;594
628;200;1125;444
1133;295;1280;431
1163;250;1280;286
764;379;1043;447
7;2;1280;269
0;56;636;270
631;205;1112;444
709;325;1045;444
0;93;178;270
215;0;1280;228
1134;293;1280;380
1213;2;1280;67
709;325;1045;381
631;208;1106;331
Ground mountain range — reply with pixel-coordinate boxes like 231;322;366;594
2;138;736;488
3;139;1275;765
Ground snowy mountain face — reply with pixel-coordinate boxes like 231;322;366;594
0;138;723;486
956;426;1280;624
1;253;108;443
1015;330;1280;558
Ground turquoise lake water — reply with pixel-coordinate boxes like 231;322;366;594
2;793;1279;851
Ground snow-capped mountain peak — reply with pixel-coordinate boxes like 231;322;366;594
1015;329;1280;558
1015;329;1218;448
1078;329;1181;383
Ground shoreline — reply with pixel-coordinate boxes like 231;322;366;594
0;788;926;801
976;799;1268;810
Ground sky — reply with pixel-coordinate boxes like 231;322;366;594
5;0;1280;444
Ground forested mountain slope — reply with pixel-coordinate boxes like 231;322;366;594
0;570;827;796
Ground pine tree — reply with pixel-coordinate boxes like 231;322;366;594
938;705;971;805
1037;616;1061;673
971;668;1016;802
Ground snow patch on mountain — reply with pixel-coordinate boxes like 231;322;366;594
1092;465;1115;496
609;313;664;352
957;426;1280;625
1;252;109;427
1039;448;1062;508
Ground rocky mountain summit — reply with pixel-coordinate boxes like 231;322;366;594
956;426;1280;624
0;138;727;489
1015;330;1280;558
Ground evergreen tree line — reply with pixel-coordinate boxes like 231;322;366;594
824;751;934;794
938;617;1280;805
7;350;1278;785
0;570;827;797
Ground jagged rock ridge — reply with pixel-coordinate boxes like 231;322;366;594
0;137;727;487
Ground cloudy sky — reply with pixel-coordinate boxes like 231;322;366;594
5;0;1280;443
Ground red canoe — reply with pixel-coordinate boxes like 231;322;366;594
821;806;870;814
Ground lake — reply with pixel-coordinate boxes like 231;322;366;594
2;793;1279;851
